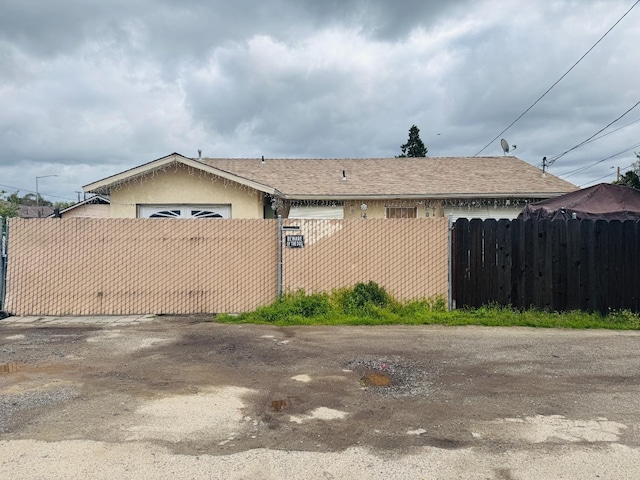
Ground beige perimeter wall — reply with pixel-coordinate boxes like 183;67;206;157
282;218;449;302
5;217;449;315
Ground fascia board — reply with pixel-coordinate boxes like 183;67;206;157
83;154;276;195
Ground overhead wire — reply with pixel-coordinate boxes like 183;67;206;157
473;0;640;157
536;116;640;167
577;116;640;146
545;101;640;164
0;183;76;202
559;141;640;179
581;162;636;187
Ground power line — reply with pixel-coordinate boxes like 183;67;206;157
581;163;636;187
473;0;640;157
0;183;76;202
546;101;640;163
537;116;640;168
559;141;640;179
575;116;640;147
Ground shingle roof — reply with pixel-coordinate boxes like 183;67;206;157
84;153;577;199
200;156;577;199
18;206;55;218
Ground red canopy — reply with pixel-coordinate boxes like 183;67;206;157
518;183;640;221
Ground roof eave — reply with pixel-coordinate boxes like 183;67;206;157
281;192;571;201
83;153;276;196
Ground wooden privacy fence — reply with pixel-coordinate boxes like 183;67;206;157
452;218;640;313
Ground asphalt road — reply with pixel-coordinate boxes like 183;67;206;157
1;316;640;479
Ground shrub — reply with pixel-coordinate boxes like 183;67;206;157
233;290;331;323
341;281;392;314
290;291;332;317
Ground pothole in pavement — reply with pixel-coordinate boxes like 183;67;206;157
345;356;432;397
271;399;291;412
361;371;392;387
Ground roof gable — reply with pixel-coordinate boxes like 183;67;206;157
52;194;110;216
83;153;276;196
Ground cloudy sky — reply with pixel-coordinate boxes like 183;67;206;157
1;0;639;204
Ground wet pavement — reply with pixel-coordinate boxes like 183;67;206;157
2;317;640;479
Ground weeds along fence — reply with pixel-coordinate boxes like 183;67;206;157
2;217;449;315
452;218;640;314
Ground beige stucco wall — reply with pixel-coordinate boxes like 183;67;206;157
61;204;110;219
108;164;264;218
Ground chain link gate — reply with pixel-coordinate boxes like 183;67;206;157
1;218;8;313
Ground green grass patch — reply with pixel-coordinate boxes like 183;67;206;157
215;282;640;330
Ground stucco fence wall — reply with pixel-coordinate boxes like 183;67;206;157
3;218;449;315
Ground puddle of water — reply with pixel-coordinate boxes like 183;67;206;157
361;371;392;387
271;399;291;412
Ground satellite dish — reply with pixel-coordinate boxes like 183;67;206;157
500;139;509;155
500;139;517;155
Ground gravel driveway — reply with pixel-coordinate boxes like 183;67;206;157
2;316;640;479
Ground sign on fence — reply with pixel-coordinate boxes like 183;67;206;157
285;235;305;248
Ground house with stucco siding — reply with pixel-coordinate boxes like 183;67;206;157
83;152;577;220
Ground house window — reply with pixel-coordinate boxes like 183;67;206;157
139;205;231;219
385;207;417;218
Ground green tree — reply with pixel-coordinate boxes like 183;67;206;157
53;200;75;210
398;124;428;158
4;191;52;207
613;155;640;190
0;190;19;220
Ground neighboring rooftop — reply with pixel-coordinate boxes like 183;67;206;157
18;206;55;218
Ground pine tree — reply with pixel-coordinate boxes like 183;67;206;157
398;125;428;157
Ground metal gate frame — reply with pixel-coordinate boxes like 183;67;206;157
1;218;8;311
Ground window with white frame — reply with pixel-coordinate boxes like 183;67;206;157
385;206;417;218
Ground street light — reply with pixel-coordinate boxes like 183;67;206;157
35;175;58;207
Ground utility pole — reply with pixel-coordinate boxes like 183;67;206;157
35;175;58;207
